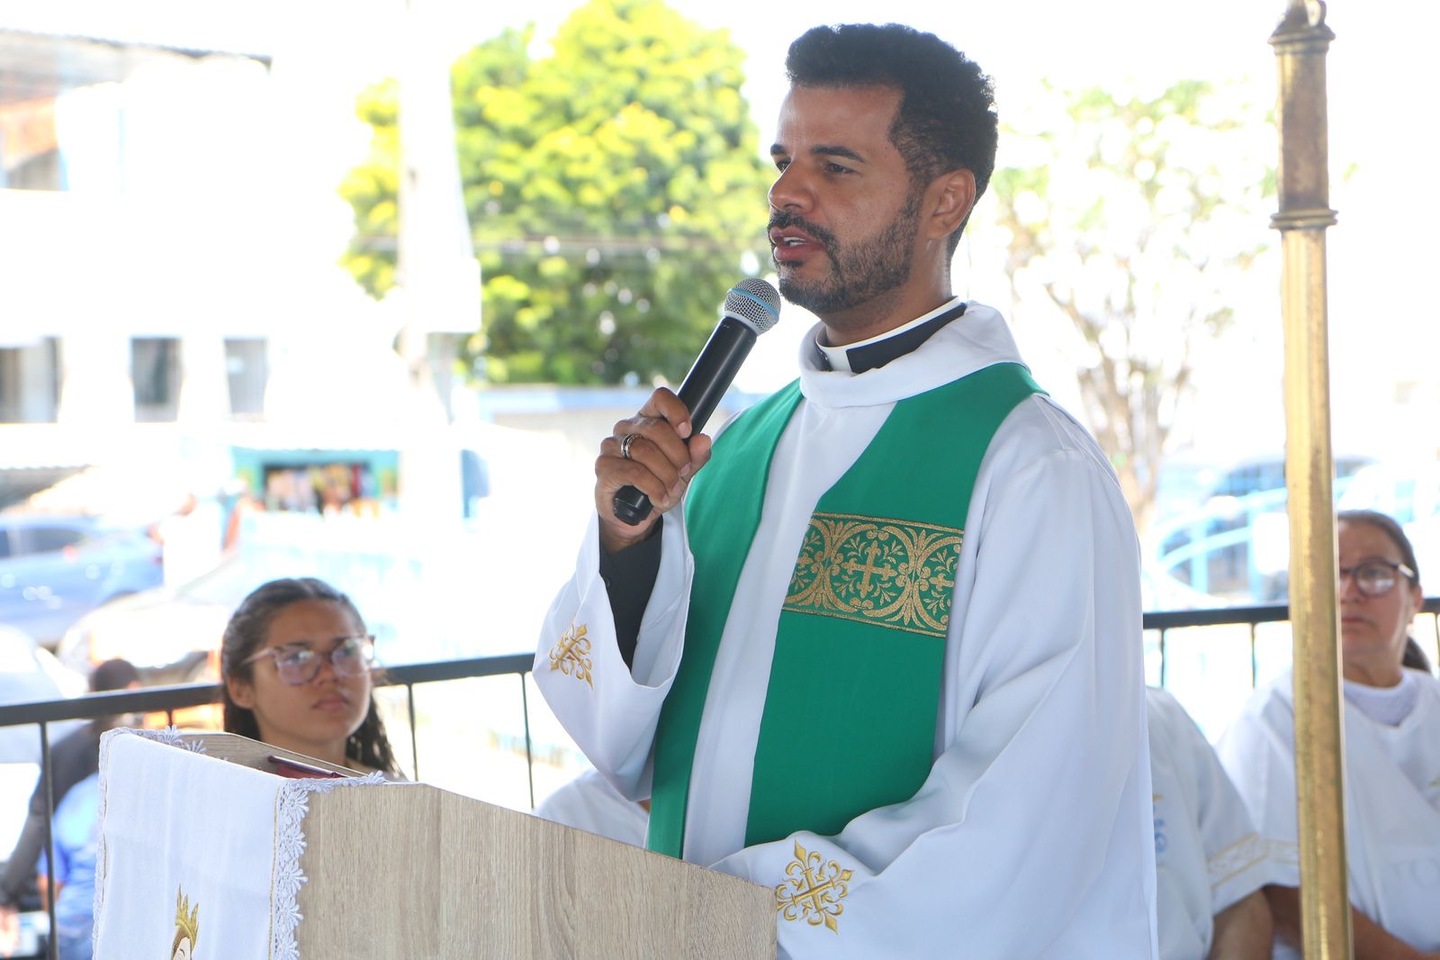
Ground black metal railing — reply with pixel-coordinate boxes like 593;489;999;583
0;599;1436;959
4;598;1437;796
1142;597;1440;688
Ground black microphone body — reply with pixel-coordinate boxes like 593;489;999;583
612;279;779;526
675;315;760;439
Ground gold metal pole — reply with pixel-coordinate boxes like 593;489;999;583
1271;3;1351;958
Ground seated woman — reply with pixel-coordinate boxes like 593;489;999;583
221;577;401;778
1218;509;1439;959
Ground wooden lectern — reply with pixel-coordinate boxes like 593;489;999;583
94;730;776;959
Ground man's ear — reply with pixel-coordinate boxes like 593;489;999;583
925;168;977;240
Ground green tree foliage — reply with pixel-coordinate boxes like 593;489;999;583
339;0;773;385
988;79;1275;532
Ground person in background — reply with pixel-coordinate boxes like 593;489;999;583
1147;686;1275;959
35;771;100;960
535;22;1153;957
221;577;401;777
0;657;140;954
1219;509;1440;958
534;767;650;847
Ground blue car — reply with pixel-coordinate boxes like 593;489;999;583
0;516;164;647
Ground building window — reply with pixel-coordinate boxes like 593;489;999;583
0;98;64;191
132;337;179;422
224;338;268;418
0;338;60;423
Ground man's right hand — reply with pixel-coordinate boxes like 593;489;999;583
595;387;712;554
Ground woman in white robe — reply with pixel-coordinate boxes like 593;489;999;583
1217;509;1440;959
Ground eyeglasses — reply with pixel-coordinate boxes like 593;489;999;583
243;635;375;686
1338;560;1416;598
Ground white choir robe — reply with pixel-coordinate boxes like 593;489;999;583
535;301;1158;959
1217;668;1440;957
1147;687;1277;960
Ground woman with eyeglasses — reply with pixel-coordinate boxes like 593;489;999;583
1218;509;1440;959
221;577;400;777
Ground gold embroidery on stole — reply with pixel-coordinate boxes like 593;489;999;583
785;512;963;636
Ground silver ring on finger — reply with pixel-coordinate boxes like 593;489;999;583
619;433;638;460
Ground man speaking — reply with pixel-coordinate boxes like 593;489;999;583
535;22;1156;958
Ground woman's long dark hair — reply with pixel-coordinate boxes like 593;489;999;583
221;577;399;775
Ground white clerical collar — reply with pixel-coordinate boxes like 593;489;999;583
813;298;968;373
1344;669;1420;726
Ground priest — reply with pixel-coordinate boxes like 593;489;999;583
535;23;1156;959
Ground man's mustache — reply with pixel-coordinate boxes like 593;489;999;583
768;211;838;251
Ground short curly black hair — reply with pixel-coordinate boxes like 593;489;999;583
785;23;998;247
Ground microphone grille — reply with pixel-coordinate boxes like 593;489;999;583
724;278;781;334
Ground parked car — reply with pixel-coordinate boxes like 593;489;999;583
0;515;164;648
54;516;551;690
1204;453;1375;501
1336;459;1440;582
53;553;272;685
0;625;87;960
54;548;429;685
1147;457;1437;607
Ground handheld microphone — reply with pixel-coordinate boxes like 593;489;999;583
612;277;781;526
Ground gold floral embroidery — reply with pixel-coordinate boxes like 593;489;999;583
549;623;593;687
785;512;963;636
775;840;854;934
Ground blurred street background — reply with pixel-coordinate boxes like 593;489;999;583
1;0;1437;837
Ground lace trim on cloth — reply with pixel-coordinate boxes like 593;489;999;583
271;772;385;960
93;727;207;943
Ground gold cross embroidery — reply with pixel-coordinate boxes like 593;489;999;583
775;840;854;934
841;541;894;596
549;623;593;688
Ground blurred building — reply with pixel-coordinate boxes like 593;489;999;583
0;6;474;526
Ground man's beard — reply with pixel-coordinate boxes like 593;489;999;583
772;191;923;317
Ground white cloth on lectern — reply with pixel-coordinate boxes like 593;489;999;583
95;731;275;959
93;729;383;960
1217;668;1440;958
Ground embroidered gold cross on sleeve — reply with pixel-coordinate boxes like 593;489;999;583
549;623;594;687
775;840;853;934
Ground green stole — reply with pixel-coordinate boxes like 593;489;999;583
646;362;1042;857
